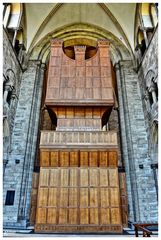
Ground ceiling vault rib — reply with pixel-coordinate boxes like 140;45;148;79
98;3;133;56
28;3;63;53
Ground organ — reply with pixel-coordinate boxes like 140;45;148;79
35;39;122;233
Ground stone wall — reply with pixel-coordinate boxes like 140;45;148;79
3;29;23;165
137;26;158;165
115;60;158;223
3;60;45;228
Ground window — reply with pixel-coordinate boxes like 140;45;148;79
5;190;15;205
3;4;11;28
150;4;158;27
137;29;146;57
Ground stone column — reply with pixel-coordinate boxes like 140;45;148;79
3;60;45;228
151;86;157;103
115;60;158;223
115;63;135;222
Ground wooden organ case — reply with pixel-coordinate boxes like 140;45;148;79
35;39;123;233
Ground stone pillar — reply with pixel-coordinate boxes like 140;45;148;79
151;87;157;103
3;60;45;228
115;63;135;222
115;60;158;223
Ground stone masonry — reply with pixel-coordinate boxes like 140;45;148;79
115;60;158;222
3;60;45;228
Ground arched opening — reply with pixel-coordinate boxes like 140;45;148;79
63;38;98;60
137;29;146;57
150;4;158;28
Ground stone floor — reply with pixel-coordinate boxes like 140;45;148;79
3;227;158;238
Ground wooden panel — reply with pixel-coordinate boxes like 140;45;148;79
110;188;119;206
89;169;98;186
80;188;88;206
100;188;109;207
36;166;122;232
37;208;47;224
66;107;74;118
90;208;99;225
60;169;69;186
100;169;108;186
48;188;57;206
47;208;57;224
59;188;68;206
89;151;98;167
38;188;48;206
32;172;39;188
80;208;89;224
50;169;59;186
69;188;78;207
50;151;59;167
100;208;110;224
69;208;78;224
111;208;121;224
90;188;98;207
30;206;37;224
60;151;69;166
119;172;128;227
70;151;78;166
69;168;78;186
80;169;88;186
109;151;117;167
99;152;108;167
40;151;49;166
58;208;68;224
39;169;49;186
109;169;118;187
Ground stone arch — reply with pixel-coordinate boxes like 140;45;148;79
29;23;131;66
5;69;16;87
145;69;156;89
149;120;158;163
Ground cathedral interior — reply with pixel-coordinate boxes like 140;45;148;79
3;2;158;235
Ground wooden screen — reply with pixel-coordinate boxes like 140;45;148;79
35;151;122;233
45;39;114;106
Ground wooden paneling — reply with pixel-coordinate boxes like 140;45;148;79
89;151;98;166
30;172;39;224
99;151;108;167
38;188;48;206
50;169;59;186
119;172;128;227
109;151;117;166
50;151;59;167
109;169;118;187
69;188;78;207
111;208;121;224
40;131;118;149
47;208;57;224
45;40;114;106
80;151;88;166
59;152;69;167
100;169;108;186
39;150;119;168
36;208;47;224
69;209;78;224
100;188;109;207
70;151;78;166
100;208;110;224
80;208;89;224
80;169;88;186
48;188;57;206
36;166;122;232
40;151;50;166
39;169;49;186
60;169;68;186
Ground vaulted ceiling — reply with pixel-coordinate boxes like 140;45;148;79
24;3;136;56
